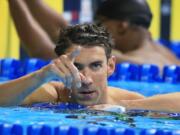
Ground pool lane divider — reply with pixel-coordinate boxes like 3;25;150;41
0;59;180;83
1;123;180;135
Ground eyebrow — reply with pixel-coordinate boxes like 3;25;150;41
74;60;104;67
90;60;103;64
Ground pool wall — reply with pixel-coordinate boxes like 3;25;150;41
1;123;180;135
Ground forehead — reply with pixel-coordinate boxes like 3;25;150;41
66;45;107;63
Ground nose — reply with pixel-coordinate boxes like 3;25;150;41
80;69;93;86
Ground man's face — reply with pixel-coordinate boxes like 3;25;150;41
67;46;115;106
102;20;133;52
102;20;124;48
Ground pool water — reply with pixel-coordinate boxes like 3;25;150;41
0;103;180;133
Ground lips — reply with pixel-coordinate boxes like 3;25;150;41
79;91;95;94
78;90;97;100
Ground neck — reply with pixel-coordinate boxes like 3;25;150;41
119;27;151;53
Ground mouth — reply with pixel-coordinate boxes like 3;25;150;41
79;91;95;94
78;90;97;100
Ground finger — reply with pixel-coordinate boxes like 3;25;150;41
66;76;72;89
60;56;81;88
67;46;81;61
80;73;86;83
54;59;72;89
45;61;66;83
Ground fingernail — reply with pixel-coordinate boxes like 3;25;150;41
69;47;81;59
76;82;81;88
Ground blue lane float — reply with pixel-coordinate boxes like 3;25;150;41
1;123;180;135
163;65;180;83
0;58;21;79
1;59;180;83
0;124;23;135
0;58;50;79
108;62;180;83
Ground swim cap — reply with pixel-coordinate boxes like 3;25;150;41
95;0;153;29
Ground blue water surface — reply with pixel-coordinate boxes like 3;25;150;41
0;103;180;131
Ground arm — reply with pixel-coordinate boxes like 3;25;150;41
0;63;66;106
121;92;180;113
0;70;50;106
24;0;68;42
8;0;57;59
22;82;59;105
0;47;82;106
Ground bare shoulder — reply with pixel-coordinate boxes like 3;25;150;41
155;43;178;58
108;86;145;101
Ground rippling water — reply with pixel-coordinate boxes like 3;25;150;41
0;103;180;131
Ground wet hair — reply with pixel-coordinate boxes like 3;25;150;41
95;0;152;29
55;23;114;58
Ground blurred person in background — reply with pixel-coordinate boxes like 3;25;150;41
8;0;180;70
95;0;180;69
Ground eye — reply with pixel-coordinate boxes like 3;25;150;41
90;62;102;70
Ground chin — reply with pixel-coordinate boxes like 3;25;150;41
76;100;98;106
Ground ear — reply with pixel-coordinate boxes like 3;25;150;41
117;21;129;35
107;56;116;77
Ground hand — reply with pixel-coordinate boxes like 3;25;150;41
40;46;82;89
